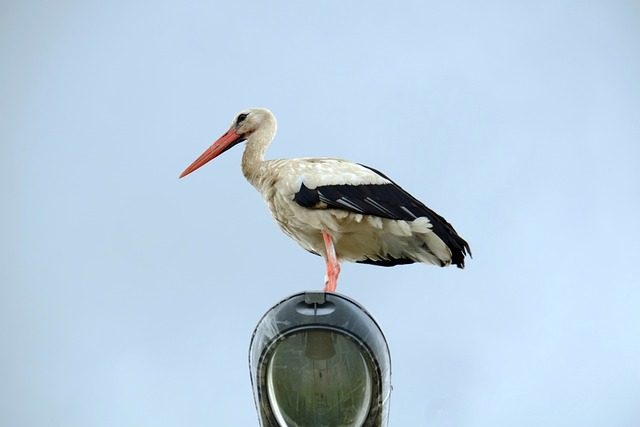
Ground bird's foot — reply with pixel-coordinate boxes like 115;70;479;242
323;280;336;292
323;263;340;292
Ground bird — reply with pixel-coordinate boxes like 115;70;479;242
179;108;471;292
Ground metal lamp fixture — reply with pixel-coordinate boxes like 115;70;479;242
249;291;392;427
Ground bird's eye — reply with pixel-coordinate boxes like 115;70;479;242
236;113;249;125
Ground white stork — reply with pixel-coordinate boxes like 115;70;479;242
180;108;471;291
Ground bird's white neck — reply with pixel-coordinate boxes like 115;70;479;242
241;117;277;189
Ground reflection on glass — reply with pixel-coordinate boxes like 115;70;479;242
267;330;373;427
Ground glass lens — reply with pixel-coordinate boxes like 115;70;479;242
267;330;373;427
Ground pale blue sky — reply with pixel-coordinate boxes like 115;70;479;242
2;1;640;426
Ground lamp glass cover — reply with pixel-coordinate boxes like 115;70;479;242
266;330;373;427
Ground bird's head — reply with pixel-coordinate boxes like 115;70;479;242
230;107;274;136
179;107;276;178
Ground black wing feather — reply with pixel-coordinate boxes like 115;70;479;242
293;164;471;268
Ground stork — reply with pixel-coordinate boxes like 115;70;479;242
180;108;471;291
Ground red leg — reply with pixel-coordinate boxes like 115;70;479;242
322;231;341;292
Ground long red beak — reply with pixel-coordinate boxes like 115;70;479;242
179;129;244;178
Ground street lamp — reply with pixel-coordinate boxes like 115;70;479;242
249;291;391;427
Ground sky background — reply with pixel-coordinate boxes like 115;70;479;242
2;1;640;426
